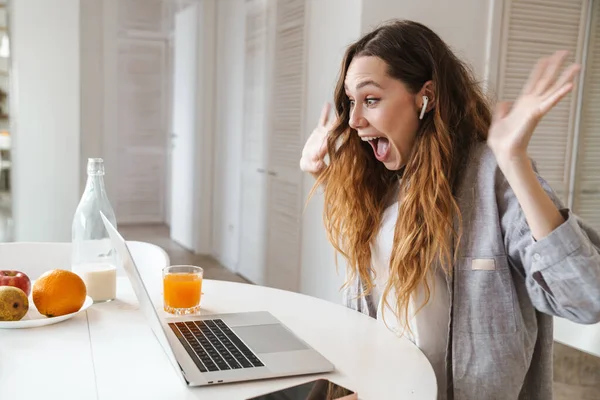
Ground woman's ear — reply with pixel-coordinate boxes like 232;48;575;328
418;80;436;112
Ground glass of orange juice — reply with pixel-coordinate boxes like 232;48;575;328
163;265;203;315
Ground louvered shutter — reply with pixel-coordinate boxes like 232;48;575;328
238;0;270;285
265;0;306;292
242;0;269;165
269;0;305;171
237;0;307;291
573;1;600;231
497;0;588;204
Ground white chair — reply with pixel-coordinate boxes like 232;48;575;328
0;241;170;282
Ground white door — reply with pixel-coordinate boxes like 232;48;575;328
238;0;306;291
264;0;306;292
116;39;168;224
169;4;199;250
238;0;270;284
104;0;169;225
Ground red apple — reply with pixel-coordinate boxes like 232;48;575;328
0;271;31;296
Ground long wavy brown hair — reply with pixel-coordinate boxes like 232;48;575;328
310;20;492;329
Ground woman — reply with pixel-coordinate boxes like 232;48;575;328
300;20;600;399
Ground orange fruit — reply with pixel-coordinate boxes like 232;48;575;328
32;269;87;317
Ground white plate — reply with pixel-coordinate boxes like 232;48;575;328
0;296;93;329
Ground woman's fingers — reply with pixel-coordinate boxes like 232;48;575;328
492;101;511;123
540;82;575;115
522;56;550;95
533;50;569;95
318;102;331;127
544;63;581;101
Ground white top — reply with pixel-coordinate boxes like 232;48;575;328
371;200;450;399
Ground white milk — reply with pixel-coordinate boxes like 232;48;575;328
74;263;117;302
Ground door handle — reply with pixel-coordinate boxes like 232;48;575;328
257;168;265;173
267;171;277;177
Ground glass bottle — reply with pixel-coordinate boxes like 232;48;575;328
71;158;118;303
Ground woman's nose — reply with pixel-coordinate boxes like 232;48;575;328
349;107;367;130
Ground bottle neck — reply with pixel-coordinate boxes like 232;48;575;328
85;173;108;198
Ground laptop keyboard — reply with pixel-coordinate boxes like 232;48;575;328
168;319;264;373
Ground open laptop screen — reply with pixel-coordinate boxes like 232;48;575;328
100;212;182;374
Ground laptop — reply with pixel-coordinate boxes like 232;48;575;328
100;212;334;387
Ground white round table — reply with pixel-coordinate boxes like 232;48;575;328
0;242;437;400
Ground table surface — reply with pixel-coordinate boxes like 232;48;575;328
0;245;437;400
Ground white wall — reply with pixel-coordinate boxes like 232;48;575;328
80;0;105;191
299;0;363;303
192;0;216;254
11;0;81;242
360;0;492;81
211;0;245;271
102;0;119;220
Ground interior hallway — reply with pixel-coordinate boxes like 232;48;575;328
119;224;248;284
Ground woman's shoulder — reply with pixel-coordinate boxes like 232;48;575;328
461;140;543;190
458;141;502;190
464;141;498;171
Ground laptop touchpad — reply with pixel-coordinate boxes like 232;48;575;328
232;324;309;354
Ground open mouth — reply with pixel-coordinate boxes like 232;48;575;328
361;136;390;162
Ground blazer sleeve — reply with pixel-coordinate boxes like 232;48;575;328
497;162;600;324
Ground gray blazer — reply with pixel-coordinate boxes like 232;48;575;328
343;142;600;399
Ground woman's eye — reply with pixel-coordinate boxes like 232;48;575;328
365;98;379;107
349;99;355;108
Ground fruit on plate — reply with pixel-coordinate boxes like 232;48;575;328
0;286;29;321
32;269;87;318
0;270;31;296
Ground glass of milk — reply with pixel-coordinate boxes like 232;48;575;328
71;158;118;303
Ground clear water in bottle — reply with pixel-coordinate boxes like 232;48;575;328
72;158;118;303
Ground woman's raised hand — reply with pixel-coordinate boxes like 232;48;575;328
300;103;334;177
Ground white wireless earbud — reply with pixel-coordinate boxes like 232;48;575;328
419;95;429;120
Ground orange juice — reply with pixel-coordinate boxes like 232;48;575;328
163;272;202;311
